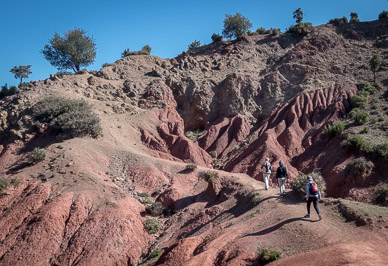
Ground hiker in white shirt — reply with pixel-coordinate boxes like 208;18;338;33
261;158;272;190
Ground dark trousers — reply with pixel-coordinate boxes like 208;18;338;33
307;197;320;215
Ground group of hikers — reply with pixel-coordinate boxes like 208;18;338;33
261;158;322;221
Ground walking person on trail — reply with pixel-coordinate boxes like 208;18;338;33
304;175;322;220
261;158;272;190
276;160;288;197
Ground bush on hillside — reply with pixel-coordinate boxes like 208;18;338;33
324;121;345;139
350;95;368;109
32;97;102;138
185;163;197;172
198;170;218;183
143;218;161;234
0;84;18;100
188;40;201;50
0;178;11;194
343;134;374;154
292;172;326;197
257;248;281;265
222;12;253;39
211;33;223;42
349;108;369;125
145;201;164;217
374;142;388;158
375;186;388;206
27;148;46;165
378;10;388;20
350;12;360;23
287;22;313;37
345;157;374;181
329;16;348;26
359;82;377;95
256;27;266;34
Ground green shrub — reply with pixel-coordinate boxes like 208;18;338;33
345;134;365;151
198;170;218;183
360;82;377;95
150;249;163;259
222;12;253;39
143;218;161;234
370;117;378;124
375;186;388;206
351;95;368;109
188;40;201;50
287;22;312;37
268;28;281;35
27;148;46;165
374;142;388;158
329;16;348;26
0;84;18;100
55;71;72;78
258;248;282;265
252;192;260;203
137;192;149;197
349;108;368;125
378;116;385;122
141;45;152;55
256;27;266;34
32;97;102;138
360;127;370;134
324;121;345;138
346;157;374;180
145;201;164;217
350;12;360;23
292;172;326;197
211;33;223;42
378;10;388;20
185;163;197;171
0;178;11;193
382;123;388;131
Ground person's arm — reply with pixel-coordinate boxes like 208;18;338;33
306;183;310;199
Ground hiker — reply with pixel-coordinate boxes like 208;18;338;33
276;160;288;197
304;175;322;220
261;157;272;190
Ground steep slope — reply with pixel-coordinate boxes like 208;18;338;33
222;85;356;191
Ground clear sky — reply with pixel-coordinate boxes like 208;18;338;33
1;0;387;87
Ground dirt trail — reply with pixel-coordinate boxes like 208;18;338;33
152;173;388;266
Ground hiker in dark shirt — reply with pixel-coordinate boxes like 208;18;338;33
276;160;288;197
304;175;322;220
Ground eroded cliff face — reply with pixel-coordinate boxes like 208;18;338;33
0;19;387;265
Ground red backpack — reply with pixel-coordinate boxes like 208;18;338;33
309;182;319;195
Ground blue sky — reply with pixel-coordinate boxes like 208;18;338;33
1;0;387;87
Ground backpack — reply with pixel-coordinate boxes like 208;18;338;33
309;182;319;195
263;162;271;173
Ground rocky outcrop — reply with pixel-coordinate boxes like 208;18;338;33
0;182;150;266
198;115;251;158
223;84;357;188
139;80;213;167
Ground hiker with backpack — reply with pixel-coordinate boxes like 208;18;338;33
261;158;272;190
304;175;322;220
276;160;288;197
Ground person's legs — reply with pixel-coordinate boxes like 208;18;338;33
263;173;269;190
312;197;320;215
278;177;285;195
305;197;313;217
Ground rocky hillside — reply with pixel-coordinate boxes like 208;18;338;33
0;18;387;265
